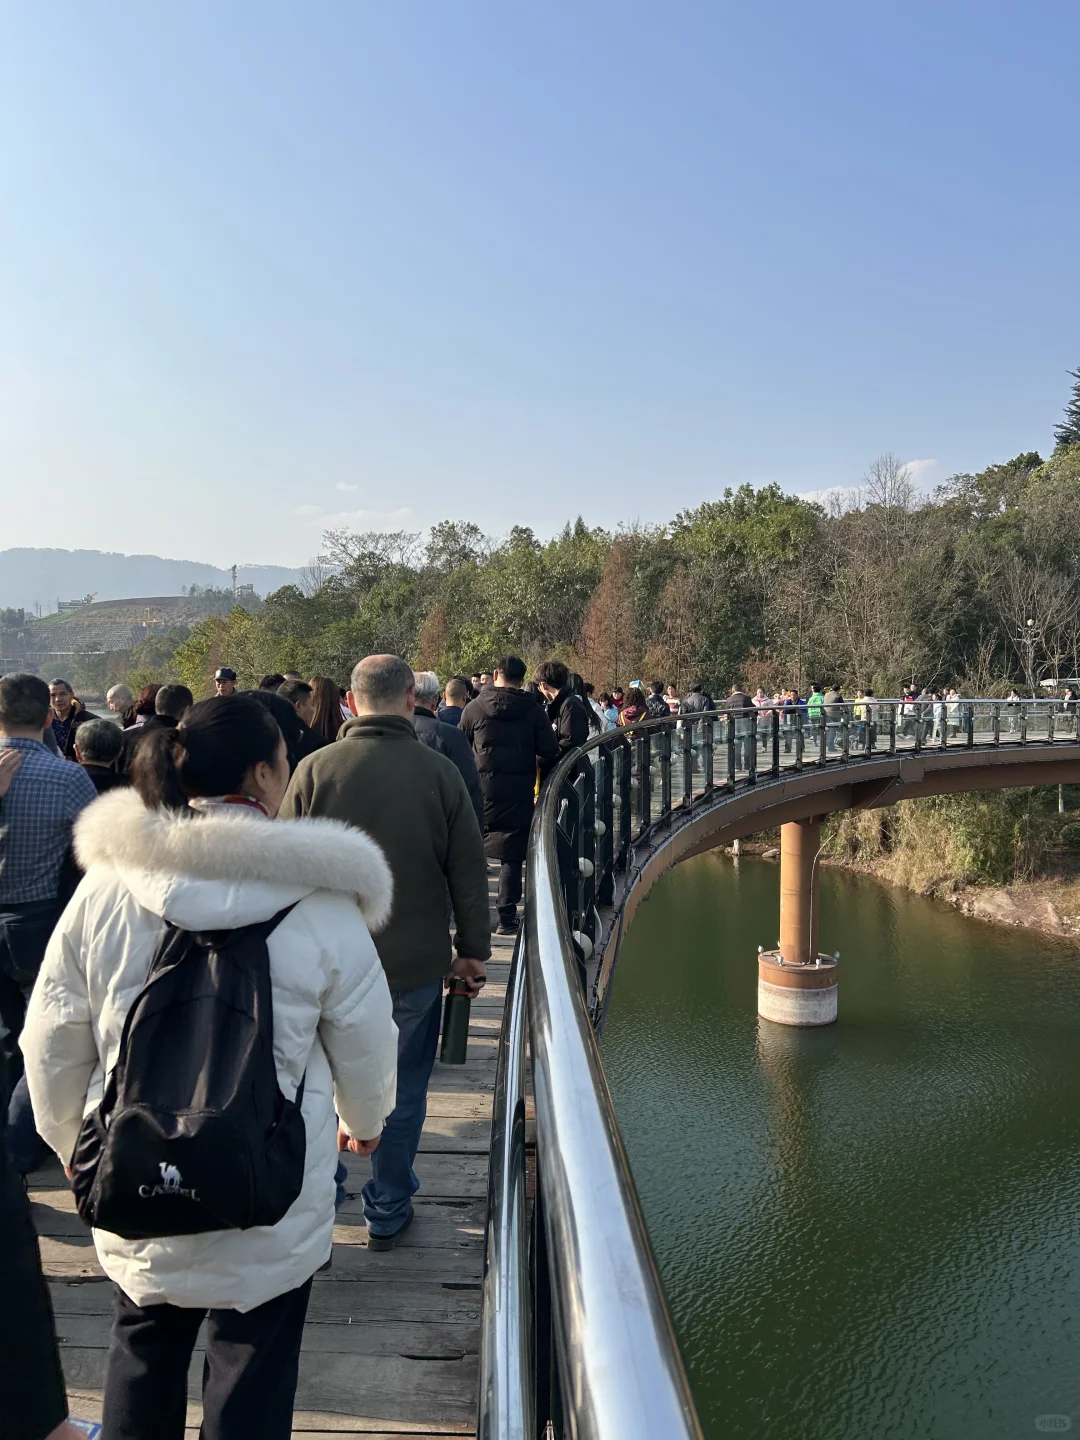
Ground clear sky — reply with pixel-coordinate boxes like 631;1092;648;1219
1;1;1077;570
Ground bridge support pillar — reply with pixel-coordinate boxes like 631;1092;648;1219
757;818;838;1026
778;817;819;965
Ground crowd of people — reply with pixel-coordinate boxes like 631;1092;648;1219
4;655;1078;1437
0;651;642;1439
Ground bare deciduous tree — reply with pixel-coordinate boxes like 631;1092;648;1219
992;554;1080;692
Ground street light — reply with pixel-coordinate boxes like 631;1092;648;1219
1017;616;1041;694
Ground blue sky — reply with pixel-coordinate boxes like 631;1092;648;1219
1;1;1077;569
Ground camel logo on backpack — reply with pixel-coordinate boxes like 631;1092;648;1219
70;905;308;1241
138;1162;198;1201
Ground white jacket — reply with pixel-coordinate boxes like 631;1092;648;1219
22;788;399;1312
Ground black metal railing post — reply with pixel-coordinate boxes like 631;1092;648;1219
747;711;757;784
578;764;597;957
888;702;896;753
657;724;672;822
771;708;780;778
596;748;615;906
616;739;632;873
795;708;804;771
680;719;693;809
634;732;651;835
841;706;850;762
992;703;1000;747
726;713;736;789
702;717;714;793
555;779;584;988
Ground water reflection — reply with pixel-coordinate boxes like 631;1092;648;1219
601;852;1080;1439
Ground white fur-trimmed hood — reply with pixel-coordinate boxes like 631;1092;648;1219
75;787;393;932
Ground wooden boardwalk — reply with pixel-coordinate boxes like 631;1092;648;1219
30;881;514;1438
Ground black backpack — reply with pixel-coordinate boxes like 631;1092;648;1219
71;905;307;1241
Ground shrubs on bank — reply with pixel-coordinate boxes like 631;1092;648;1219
824;789;1079;891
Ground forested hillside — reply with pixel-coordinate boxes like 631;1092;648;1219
169;448;1080;701
57;367;1068;702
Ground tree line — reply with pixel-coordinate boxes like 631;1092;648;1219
141;374;1080;701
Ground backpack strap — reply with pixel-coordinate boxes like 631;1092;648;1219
236;902;300;945
182;903;307;1104
252;904;306;1107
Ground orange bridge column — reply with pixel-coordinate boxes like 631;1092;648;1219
779;817;819;965
757;817;838;1026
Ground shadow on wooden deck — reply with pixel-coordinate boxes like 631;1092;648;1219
31;876;516;1438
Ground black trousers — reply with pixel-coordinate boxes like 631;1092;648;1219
497;861;524;925
488;829;528;926
0;1079;69;1440
102;1276;314;1440
0;900;59;1075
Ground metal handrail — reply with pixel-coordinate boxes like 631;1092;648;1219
525;763;704;1440
479;934;533;1440
479;694;1080;1438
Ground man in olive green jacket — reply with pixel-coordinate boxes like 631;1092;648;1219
280;654;490;1248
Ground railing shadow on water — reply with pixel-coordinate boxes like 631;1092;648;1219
478;697;1080;1440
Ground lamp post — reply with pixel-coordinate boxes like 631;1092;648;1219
1017;616;1041;695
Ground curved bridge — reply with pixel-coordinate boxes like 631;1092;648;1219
479;699;1080;1440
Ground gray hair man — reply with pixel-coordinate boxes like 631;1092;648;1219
0;673;97;1172
411;672;484;829
280;654;491;1249
106;684;136;727
156;684;194;723
73;719;127;796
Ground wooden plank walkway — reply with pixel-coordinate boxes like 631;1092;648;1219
30;874;514;1438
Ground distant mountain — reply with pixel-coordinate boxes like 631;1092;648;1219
0;549;307;612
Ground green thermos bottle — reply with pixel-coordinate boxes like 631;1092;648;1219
440;979;471;1065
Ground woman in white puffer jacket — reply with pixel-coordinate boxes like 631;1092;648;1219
21;695;398;1440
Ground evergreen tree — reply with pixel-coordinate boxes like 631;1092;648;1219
1054;365;1080;449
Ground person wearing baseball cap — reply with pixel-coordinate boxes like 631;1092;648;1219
214;668;237;697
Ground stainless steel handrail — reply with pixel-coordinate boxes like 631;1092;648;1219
523;760;704;1440
479;934;533;1440
479;694;1080;1438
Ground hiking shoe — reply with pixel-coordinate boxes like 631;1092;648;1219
366;1206;414;1252
495;919;520;936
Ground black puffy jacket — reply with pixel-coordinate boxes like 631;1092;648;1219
460;686;559;839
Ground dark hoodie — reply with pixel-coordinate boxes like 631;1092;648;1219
545;687;591;770
460;684;560;841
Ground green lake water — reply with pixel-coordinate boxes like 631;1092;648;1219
601;853;1080;1439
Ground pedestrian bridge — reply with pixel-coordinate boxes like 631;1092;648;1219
32;700;1080;1436
481;699;1080;1440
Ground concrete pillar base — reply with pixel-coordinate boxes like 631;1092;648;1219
757;951;838;1027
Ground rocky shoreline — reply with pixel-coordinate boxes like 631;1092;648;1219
724;839;1080;945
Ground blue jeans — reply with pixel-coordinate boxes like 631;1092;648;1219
361;980;442;1238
